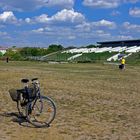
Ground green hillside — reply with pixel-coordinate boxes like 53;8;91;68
42;52;117;63
31;50;140;64
42;52;77;62
73;52;117;63
126;52;140;65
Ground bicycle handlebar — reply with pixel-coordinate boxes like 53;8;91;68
21;79;29;83
21;78;39;83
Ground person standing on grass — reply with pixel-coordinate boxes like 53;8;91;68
120;57;125;70
6;57;9;63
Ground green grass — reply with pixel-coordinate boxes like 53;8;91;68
40;52;117;62
74;52;117;62
42;52;77;62
126;52;140;65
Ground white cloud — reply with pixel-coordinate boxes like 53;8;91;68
67;35;76;40
34;9;85;24
25;18;31;23
83;0;139;9
47;0;74;9
35;14;50;23
31;26;78;42
30;18;117;43
123;22;140;31
124;0;139;3
129;7;140;17
32;28;44;34
75;22;92;32
0;0;74;11
75;20;116;33
95;30;111;38
117;35;133;40
31;25;113;42
83;0;120;8
0;11;18;24
92;19;116;29
51;9;85;23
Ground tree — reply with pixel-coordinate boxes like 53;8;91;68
4;48;24;60
46;44;64;54
20;47;48;56
20;47;32;56
0;52;3;57
86;44;97;48
65;46;77;50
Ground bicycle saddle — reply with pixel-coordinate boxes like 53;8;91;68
21;79;29;83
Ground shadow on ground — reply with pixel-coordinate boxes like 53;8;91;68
0;112;35;128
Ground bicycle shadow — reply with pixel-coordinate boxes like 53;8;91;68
0;112;35;128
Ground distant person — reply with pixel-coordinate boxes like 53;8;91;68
6;57;9;63
119;57;125;70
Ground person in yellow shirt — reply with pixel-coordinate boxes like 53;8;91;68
120;57;125;70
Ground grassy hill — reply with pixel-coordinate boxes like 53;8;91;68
42;52;77;62
41;52;117;63
73;52;117;63
126;52;140;65
23;49;140;65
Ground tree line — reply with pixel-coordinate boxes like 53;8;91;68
1;44;64;61
0;44;99;61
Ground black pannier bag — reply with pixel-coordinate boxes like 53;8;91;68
9;89;20;102
9;84;37;102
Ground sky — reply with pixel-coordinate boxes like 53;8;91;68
0;0;140;47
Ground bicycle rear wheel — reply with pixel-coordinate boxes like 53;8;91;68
26;96;56;127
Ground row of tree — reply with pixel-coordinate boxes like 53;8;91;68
0;44;99;61
2;44;64;61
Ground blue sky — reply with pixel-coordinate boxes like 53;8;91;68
0;0;140;47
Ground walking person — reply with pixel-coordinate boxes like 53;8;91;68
119;57;125;70
6;57;9;63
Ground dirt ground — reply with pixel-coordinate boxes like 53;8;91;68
0;61;140;140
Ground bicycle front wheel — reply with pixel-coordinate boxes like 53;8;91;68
26;96;56;127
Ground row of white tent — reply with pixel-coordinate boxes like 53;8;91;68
62;46;140;53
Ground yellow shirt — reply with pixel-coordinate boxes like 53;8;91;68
121;58;125;64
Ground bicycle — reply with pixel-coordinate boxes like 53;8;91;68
9;78;56;127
